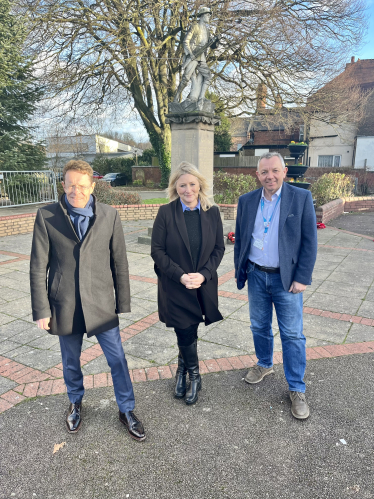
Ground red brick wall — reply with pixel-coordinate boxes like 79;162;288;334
315;196;374;224
0;213;36;237
252;130;299;146
344;196;374;212
0;202;239;237
231;136;247;151
315;199;344;224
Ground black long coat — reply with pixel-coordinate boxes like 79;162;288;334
30;196;131;337
151;199;225;329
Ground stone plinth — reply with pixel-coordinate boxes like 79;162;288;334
166;110;221;197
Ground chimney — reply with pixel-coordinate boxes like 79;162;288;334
351;56;355;63
256;83;267;110
274;94;282;110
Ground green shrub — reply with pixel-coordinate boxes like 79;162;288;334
213;171;258;204
93;180;141;205
133;179;143;187
145;180;155;188
311;173;354;207
57;180;141;205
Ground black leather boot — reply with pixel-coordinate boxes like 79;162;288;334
179;340;201;405
174;351;187;399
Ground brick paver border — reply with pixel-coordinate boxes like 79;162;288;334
1;341;373;414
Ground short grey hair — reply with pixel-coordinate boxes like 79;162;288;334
257;152;286;171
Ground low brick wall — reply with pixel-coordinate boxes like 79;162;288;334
0;213;36;237
344;196;374;212
114;204;161;221
315;199;345;224
316;196;374;224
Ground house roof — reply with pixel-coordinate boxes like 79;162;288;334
229;117;250;136
357;90;374;136
248;109;303;132
342;59;374;91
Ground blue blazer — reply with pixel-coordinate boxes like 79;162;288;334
234;182;317;291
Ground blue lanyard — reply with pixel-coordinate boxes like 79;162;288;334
261;194;281;234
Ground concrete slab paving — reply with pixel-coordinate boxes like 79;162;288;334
316;280;369;299
0;374;17;394
304;292;363;315
302;315;351;343
356;299;374;319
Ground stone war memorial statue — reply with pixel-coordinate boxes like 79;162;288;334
172;6;218;112
167;6;221;193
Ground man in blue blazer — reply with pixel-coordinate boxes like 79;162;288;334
234;152;317;419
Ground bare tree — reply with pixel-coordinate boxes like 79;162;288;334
22;0;367;184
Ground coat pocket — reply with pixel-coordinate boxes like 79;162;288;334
50;272;62;301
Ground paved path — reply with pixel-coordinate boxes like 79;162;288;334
1;219;374;408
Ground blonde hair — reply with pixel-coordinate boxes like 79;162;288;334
63;160;94;183
167;162;214;211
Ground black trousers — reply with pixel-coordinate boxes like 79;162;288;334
174;323;199;347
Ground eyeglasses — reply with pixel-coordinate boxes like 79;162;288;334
65;185;92;192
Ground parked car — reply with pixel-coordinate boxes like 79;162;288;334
93;171;103;179
102;172;128;187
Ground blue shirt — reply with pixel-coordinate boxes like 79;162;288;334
180;199;201;212
248;186;282;268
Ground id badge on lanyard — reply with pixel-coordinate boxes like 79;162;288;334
253;194;281;251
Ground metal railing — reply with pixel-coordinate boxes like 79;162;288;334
0;170;58;208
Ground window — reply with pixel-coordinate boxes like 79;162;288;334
299;125;305;142
318;155;341;167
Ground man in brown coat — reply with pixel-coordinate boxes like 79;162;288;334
30;160;145;440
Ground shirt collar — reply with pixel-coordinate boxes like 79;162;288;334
180;199;201;212
261;185;282;202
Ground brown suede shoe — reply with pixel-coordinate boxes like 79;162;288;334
290;391;310;419
244;365;274;384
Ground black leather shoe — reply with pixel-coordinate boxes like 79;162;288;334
66;402;82;433
119;411;146;441
179;340;202;405
174;352;187;398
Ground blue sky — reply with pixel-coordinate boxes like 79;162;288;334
356;0;374;60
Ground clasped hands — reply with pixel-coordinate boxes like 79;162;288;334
180;273;205;289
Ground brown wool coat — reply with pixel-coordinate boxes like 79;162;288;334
30;196;130;337
151;199;225;329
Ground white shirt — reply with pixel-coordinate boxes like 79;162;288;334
248;186;282;268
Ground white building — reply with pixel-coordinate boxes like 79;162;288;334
46;134;143;168
307;121;356;167
307;57;374;169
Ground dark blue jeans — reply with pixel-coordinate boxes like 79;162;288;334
59;325;135;412
247;262;306;392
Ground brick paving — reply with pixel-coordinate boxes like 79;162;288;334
0;221;374;413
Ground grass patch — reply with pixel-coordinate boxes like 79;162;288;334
142;198;168;204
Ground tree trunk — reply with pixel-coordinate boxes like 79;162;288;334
149;125;171;187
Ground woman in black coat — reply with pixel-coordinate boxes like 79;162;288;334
151;162;225;405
